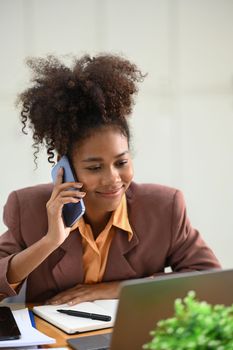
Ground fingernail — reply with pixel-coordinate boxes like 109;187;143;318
77;192;86;197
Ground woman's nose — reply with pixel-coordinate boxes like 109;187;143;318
101;167;120;185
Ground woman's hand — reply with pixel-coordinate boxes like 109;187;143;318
46;167;86;247
46;282;121;305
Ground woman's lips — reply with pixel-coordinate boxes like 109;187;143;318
96;186;124;198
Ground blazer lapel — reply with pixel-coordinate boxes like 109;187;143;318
104;185;140;281
104;227;139;280
52;230;84;291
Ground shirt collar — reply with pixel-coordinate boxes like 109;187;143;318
71;194;133;241
112;194;133;241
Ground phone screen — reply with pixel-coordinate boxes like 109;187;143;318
51;155;85;227
0;306;21;340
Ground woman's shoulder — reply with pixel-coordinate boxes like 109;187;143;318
6;183;53;206
126;181;186;217
126;181;180;199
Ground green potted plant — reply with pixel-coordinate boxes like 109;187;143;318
143;291;233;350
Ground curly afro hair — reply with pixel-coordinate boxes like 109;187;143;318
17;53;145;164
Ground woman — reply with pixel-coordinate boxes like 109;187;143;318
0;54;220;303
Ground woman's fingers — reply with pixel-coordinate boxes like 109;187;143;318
50;167;84;201
59;190;86;199
46;285;94;305
46;193;85;214
55;182;84;191
49;190;86;208
46;282;120;306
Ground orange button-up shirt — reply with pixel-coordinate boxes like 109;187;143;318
74;194;133;284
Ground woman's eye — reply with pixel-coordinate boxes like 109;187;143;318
116;160;128;167
86;166;101;171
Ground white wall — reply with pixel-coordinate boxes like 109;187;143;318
0;0;233;268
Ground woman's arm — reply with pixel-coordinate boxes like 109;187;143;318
7;235;61;283
7;167;86;284
167;190;221;271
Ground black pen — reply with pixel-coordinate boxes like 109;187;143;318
56;309;112;322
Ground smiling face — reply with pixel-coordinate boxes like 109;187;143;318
71;127;134;221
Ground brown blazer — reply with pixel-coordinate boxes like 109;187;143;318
0;182;221;302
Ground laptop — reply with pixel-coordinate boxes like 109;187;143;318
67;268;233;350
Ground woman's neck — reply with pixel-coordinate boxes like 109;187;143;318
83;210;112;239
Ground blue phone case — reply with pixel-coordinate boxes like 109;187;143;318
51;156;85;227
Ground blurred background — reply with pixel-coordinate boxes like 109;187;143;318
0;0;232;267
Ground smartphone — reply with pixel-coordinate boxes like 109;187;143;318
51;155;85;227
0;306;21;340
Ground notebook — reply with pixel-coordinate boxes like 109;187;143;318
33;299;118;334
67;268;233;350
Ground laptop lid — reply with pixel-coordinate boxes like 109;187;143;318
67;268;233;350
110;268;233;350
